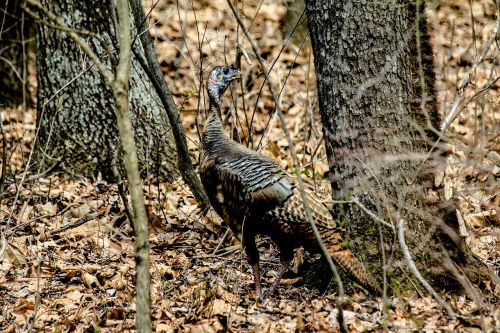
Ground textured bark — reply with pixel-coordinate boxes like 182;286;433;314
306;0;494;293
0;0;32;106
35;0;177;180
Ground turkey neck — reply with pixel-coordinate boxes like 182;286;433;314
202;89;230;155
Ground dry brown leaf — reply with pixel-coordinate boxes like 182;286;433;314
492;165;500;176
13;299;34;314
1;242;27;272
70;204;91;218
82;272;101;289
155;322;174;333
35;202;57;215
216;285;240;303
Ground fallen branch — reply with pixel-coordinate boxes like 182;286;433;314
48;212;104;237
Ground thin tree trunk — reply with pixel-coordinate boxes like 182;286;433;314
26;0;153;329
111;2;151;330
128;0;209;210
35;0;177;180
306;0;495;293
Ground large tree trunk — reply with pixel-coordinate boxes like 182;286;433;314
306;0;494;293
35;0;177;180
0;0;32;107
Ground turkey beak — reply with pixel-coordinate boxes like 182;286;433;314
230;70;241;81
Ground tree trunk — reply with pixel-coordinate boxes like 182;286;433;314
306;0;494;293
0;0;32;107
35;0;177;180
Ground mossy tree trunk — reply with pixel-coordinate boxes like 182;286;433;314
35;0;177;180
306;0;494;294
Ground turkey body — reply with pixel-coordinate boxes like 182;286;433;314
199;66;381;298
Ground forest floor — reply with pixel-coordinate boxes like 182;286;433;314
1;0;499;332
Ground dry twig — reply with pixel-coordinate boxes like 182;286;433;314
397;219;457;319
48;212;104;237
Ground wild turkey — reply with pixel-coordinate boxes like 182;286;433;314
200;65;381;298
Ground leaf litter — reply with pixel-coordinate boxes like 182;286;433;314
1;0;499;331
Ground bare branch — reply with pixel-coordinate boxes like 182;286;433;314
0;112;7;198
48;212;104;237
397;219;457;319
351;196;395;230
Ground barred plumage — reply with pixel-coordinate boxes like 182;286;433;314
200;66;381;298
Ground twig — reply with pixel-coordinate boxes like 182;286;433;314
193;245;241;259
16;161;60;183
101;218;131;241
0;56;23;83
442;252;486;309
397;219;457;319
48;212;104;237
0;231;7;264
212;228;230;255
351;196;395;230
26;260;41;333
398;263;425;298
0;112;7;198
112;147;135;231
226;2;347;332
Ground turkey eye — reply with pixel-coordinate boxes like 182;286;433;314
223;68;229;75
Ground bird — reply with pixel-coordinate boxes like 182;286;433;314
199;65;381;299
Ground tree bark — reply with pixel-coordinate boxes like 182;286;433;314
306;0;495;294
34;0;177;180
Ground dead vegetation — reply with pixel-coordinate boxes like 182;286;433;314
0;0;499;331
